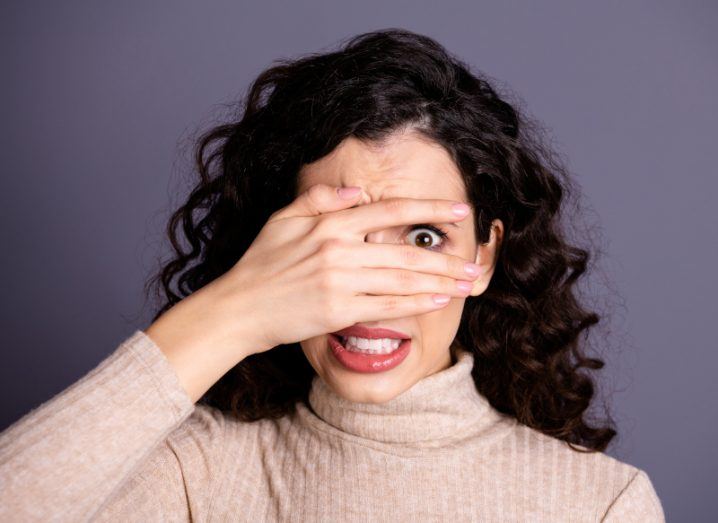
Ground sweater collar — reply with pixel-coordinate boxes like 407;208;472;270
298;347;515;453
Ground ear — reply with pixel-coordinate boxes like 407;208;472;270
469;219;504;297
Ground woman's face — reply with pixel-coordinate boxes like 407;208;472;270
296;129;502;404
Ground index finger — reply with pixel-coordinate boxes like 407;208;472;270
341;197;472;235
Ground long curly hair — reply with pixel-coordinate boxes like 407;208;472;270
145;28;618;452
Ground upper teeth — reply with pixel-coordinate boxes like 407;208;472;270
341;336;403;354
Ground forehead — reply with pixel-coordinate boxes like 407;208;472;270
297;130;467;202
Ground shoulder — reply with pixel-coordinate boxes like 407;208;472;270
497;423;665;521
168;403;227;444
158;404;271;489
159;403;229;474
600;467;665;522
169;403;290;460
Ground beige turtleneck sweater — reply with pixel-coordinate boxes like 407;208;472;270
0;330;665;522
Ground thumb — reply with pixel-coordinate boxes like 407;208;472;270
271;183;363;220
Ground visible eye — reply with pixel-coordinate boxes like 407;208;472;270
406;224;449;251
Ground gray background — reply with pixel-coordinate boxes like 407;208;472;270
2;1;716;520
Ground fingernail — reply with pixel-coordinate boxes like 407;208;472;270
452;203;470;216
464;262;480;276
456;281;473;293
337;186;361;199
432;294;450;305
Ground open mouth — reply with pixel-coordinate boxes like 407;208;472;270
332;333;407;355
327;333;412;373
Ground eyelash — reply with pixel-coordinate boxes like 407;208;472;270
407;224;449;251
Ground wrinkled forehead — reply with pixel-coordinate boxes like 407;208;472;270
296;133;467;203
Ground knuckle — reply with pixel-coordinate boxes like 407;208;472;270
304;184;327;213
380;294;399;313
311;214;335;237
306;183;326;200
317;238;344;266
396;269;415;288
317;267;342;292
384;197;407;218
401;245;422;266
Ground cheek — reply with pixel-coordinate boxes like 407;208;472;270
299;337;324;361
452;232;478;263
414;299;464;346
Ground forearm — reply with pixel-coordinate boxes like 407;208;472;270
0;331;195;521
144;279;266;404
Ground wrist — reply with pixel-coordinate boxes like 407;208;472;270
144;285;268;402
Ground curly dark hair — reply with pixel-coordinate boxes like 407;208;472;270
144;28;618;452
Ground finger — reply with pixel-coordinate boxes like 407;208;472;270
350;293;452;323
348;267;474;297
270;183;363;221
345;242;483;281
341;197;472;236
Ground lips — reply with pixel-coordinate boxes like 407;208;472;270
331;324;411;340
328;333;412;373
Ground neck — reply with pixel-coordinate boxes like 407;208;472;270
294;348;517;456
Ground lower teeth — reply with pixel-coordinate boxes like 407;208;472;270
347;347;394;355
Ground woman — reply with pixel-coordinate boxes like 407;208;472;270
0;28;664;521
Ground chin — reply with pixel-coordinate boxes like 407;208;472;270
330;378;408;404
327;358;419;405
300;333;423;403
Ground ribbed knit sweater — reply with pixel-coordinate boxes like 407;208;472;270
0;330;665;522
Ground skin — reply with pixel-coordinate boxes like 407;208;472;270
296;128;503;404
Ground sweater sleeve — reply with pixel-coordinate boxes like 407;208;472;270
601;468;666;522
0;330;200;521
91;403;227;522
